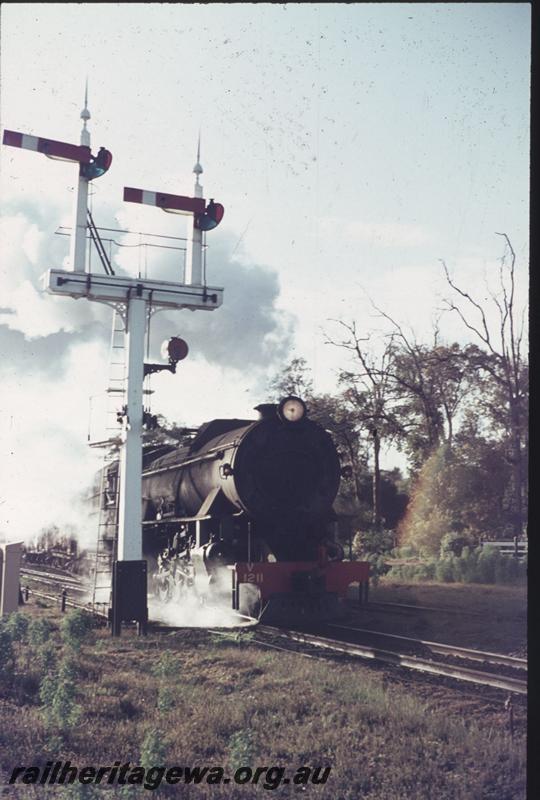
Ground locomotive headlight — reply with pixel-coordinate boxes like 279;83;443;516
278;396;307;423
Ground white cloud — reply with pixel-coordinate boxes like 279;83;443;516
320;217;434;248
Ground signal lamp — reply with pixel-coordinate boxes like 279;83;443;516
80;147;113;180
161;337;189;364
195;198;225;231
278;396;307;423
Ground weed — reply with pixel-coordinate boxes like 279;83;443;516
61;609;94;651
140;727;168;768
40;654;81;731
38;641;58;675
157;685;174;714
28;617;54;647
6;611;29;643
227;728;256;771
152;650;177;679
0;625;15;681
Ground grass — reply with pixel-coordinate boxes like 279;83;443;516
0;598;526;799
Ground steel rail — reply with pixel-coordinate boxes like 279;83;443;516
23;587;109;619
326;623;527;671
259;626;527;695
21;569;88;593
365;600;483;617
21;566;84;583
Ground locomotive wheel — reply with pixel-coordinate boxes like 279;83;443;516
171;576;186;602
156;575;172;603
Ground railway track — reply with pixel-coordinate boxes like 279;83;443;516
21;566;88;590
325;622;527;671
22;585;109;619
20;567;526;694
253;625;526;695
362;600;484;617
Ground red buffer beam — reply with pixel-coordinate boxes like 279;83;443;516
3;130;91;163
123;187;206;215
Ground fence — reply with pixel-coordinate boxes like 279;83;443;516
481;539;528;558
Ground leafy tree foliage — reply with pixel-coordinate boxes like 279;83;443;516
398;440;517;555
267;356;314;399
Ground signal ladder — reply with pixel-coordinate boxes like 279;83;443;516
89;308;155;609
90;309;126;609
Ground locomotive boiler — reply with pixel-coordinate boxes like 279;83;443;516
100;396;369;622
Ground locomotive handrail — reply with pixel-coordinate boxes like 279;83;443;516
142;441;241;477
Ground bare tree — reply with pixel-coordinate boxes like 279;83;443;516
325;320;403;531
440;233;528;537
353;305;472;467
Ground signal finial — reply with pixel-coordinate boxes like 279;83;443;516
80;79;91;147
193;131;203;183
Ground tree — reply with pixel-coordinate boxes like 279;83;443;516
325;321;405;530
267;356;314;400
399;433;517;555
441;233;528;536
362;307;476;470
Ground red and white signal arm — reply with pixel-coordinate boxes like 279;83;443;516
3;129;91;163
124;187;205;215
161;337;189;363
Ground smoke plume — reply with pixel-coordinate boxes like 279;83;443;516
0;198;294;547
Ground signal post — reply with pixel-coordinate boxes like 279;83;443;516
3;96;224;634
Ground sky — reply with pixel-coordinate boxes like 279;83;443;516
0;3;530;543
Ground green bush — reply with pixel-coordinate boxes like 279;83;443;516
28;617;53;647
38;641;58;676
392;545;417;559
367;553;391;585
414;560;437;581
0;625;14;678
157;685;174;714
140;727;168;768
61;610;93;651
40;655;80;731
152;650;177;679
435;558;455;583
39;672;57;712
439;533;476;558
354;529;395;557
228;728;256;771
387;544;526;585
6;612;29;643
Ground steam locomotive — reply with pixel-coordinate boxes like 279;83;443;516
99;396;369;622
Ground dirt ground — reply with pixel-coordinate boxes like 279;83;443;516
350;580;527;656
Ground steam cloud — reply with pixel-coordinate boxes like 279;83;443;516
0;198;294;547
